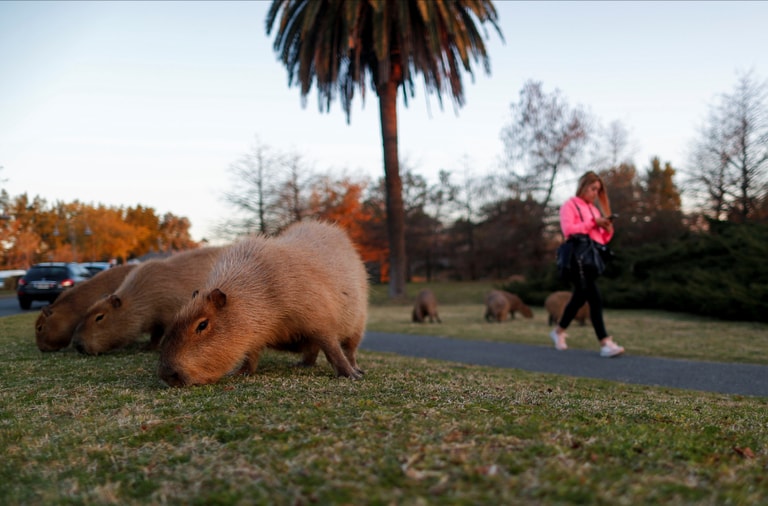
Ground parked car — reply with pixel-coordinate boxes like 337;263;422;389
79;261;113;276
16;262;92;310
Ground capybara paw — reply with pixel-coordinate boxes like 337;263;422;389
338;369;364;380
236;362;253;376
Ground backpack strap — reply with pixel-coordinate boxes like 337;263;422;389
572;199;598;222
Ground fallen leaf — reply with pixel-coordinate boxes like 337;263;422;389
733;446;755;459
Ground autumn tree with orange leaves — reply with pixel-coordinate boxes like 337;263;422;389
0;194;198;269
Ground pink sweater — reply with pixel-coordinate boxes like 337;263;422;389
559;196;613;245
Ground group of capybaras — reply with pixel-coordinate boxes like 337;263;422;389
33;219;600;387
34;220;368;387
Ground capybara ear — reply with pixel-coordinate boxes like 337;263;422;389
208;288;227;309
192;289;199;299
42;305;53;317
107;294;122;309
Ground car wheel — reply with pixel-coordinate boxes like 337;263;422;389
18;297;32;310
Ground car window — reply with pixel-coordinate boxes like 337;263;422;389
26;266;70;281
72;265;92;277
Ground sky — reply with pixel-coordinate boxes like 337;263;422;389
1;1;767;242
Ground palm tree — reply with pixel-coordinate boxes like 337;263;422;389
266;0;502;298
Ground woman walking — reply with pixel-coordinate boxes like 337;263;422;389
550;171;625;358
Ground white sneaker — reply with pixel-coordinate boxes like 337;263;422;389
600;341;625;358
550;329;567;351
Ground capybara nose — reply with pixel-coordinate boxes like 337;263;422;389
158;363;186;388
36;340;59;353
73;339;87;355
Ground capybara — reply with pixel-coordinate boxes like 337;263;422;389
484;289;534;322
35;264;137;352
71;246;223;355
158;220;369;387
412;289;441;323
545;290;589;326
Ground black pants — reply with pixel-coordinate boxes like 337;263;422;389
559;272;609;342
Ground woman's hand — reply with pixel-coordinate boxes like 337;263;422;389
595;216;613;230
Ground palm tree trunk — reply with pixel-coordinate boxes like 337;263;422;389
378;79;406;299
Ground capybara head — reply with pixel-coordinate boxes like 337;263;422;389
35;263;138;352
159;289;241;387
519;304;534;318
35;304;75;352
72;294;134;355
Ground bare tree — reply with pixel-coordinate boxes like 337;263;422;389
219;138;279;238
272;151;314;231
590;119;637;172
688;70;768;222
219;139;314;239
500;80;592;208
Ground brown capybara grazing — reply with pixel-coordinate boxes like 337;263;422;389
484;289;534;322
71;246;223;355
35;264;137;352
158;220;369;387
412;289;441;323
545;291;589;326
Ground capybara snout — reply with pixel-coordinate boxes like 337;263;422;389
72;339;88;355
157;362;188;388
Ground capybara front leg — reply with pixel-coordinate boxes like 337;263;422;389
298;344;320;367
237;350;261;375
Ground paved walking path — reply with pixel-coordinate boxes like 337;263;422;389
361;332;768;398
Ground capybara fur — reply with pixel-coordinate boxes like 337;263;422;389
35;264;137;352
484;289;534;322
158;220;369;387
545;291;589;326
71;246;223;355
412;289;441;323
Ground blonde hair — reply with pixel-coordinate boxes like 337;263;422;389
576;171;612;216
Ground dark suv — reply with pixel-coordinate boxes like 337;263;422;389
17;262;92;310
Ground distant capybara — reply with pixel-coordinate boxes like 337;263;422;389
35;264;137;352
71;247;223;355
484;289;534;322
158;220;369;387
545;291;589;326
412;289;441;323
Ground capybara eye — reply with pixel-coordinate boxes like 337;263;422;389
95;314;105;322
195;320;208;333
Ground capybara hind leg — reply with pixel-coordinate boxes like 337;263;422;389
321;342;361;379
341;334;363;375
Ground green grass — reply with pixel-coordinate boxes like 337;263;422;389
1;282;767;505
